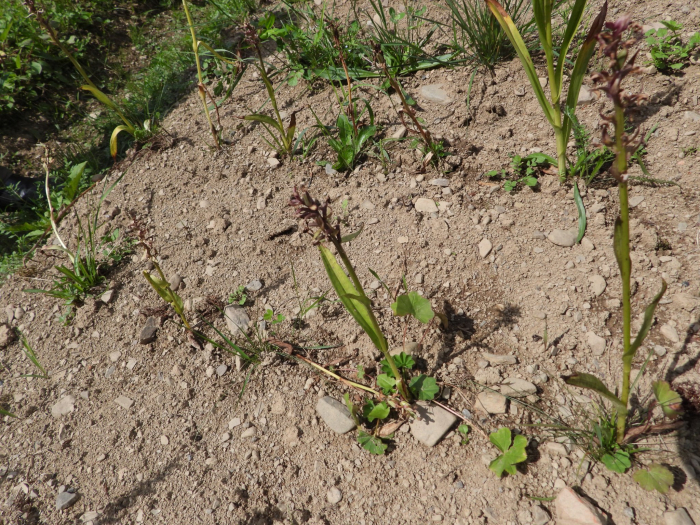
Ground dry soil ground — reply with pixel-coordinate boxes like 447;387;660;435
2;0;700;524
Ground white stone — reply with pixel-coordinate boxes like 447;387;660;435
224;305;250;334
114;395;134;410
478;238;493;258
664;508;696;525
51;395;76;418
499;378;537;398
410;401;458;447
586;332;606;356
554;487;606;525
326;487;343;504
588;275;607;297
629;195;645;208
660;324;680;343
415;198;438;214
316;396;356;434
547;229;577;247
420;84;452;105
475;391;507;414
482;353;517;365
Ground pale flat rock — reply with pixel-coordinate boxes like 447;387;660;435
114;395;134;410
499;378;537;398
589;275;607;297
224;305;250;334
554;487;606;525
415;198;438;214
410;401;457;447
581;238;595;252
56;491;79;511
548;229;577;247
586;332;606;356
673;293;699;311
577;85;597;105
482;353;517;365
316;396;356;434
51;395;76;418
479;238;493;258
139;316;158;345
430;178;450;187
683;111;700;123
100;290;114;304
392;126;407;139
664;509;696;525
420;84;452;105
475;391;507;414
660;324;680;343
629;195;645;208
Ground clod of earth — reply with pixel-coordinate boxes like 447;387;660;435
389;341;422;356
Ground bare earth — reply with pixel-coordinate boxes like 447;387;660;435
2;0;700;523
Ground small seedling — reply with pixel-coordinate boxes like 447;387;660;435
486;152;553;192
263;309;285;325
489;427;528;477
229;285;247;306
458;424;470;445
645;21;700;71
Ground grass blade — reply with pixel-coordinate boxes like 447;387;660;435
573;183;586;243
485;0;556;125
628;280;667;357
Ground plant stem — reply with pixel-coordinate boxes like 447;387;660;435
183;0;219;149
332;240;409;400
555;125;567;181
615;105;631;442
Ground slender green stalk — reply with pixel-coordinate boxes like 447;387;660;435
333;240;407;399
183;0;219;149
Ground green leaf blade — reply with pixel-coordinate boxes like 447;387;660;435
633;464;674;494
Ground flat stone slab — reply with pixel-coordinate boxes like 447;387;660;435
547;229;577;247
224;305;250;334
114;395;134;410
420;84;452;105
51;395;76;418
139;316;158;344
316;396;356;434
499;378;537;398
415;198;438;214
410;401;457;447
555;487;606;525
482;353;517;365
56;491;79;511
664;509;695;525
475;391;507;414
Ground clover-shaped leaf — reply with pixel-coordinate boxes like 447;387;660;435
488;428;528;477
633;464;674;494
653;381;683;419
391;291;434;324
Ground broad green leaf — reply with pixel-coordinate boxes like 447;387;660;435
377;374;397;394
485;0;555;126
563;3;607;140
243;114;282;132
356;125;376;151
489;432;528;477
489;427;512;454
366;401;390;422
458;424;470;444
337;113;353;143
628;280;667;358
391;291;434;324
633;464;674;494
564;373;626;410
340;222;364;243
318;245;387;353
574;183;586;244
63;161;87;203
601;450;631;473
409;374;438;400
652;381;683;419
357;430;388;455
393;352;415;370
